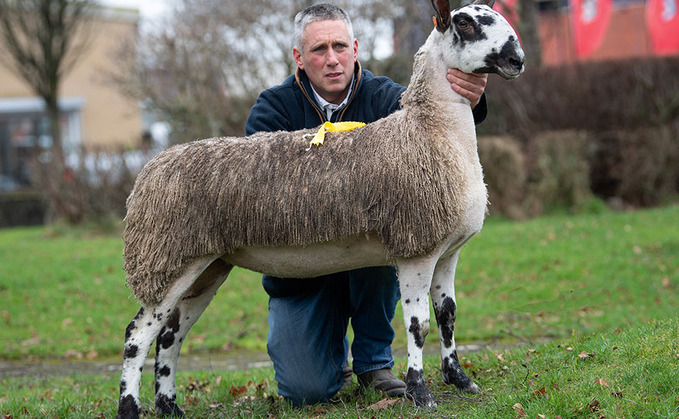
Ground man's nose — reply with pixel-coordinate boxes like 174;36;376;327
326;49;340;66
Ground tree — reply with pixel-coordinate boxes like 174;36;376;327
111;0;403;142
0;0;95;222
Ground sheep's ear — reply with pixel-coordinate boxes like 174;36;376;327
431;0;452;33
472;0;496;8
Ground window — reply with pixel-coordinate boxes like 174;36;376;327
0;97;84;191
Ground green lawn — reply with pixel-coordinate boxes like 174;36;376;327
0;205;677;417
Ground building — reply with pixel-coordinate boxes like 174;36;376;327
0;6;142;191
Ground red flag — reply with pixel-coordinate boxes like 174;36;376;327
646;0;679;55
570;0;613;58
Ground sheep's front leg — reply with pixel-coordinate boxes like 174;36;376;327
397;258;437;408
431;251;480;393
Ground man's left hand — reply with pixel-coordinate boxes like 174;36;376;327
447;69;488;109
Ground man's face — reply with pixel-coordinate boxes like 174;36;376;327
293;19;358;105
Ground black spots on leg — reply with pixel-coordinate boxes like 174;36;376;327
125;307;146;341
124;344;139;359
442;349;474;390
119;379;127;394
409;316;427;349
166;308;181;333
157;328;175;350
157;365;171;377
434;296;457;348
158;308;181;350
125;320;137;341
133;307;145;320
405;367;425;387
117;394;140;419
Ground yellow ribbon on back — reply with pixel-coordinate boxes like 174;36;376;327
309;121;366;147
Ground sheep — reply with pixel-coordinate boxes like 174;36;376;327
115;0;525;417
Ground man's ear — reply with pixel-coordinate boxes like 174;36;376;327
293;46;304;69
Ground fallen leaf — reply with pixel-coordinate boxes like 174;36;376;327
497;353;506;362
595;378;609;387
228;385;247;397
578;351;595;359
512;402;526;418
587;399;600;412
366;398;400;411
611;392;623;398
208;403;223;409
531;387;547;398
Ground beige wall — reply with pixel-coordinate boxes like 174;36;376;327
0;7;142;150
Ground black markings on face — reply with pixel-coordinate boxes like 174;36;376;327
476;37;519;73
477;14;496;26
453;12;487;45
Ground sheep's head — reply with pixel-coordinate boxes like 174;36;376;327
432;0;525;80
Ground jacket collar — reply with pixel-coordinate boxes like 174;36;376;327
295;61;363;123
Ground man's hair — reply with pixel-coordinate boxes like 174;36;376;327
293;3;354;52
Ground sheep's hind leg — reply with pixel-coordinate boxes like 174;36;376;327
431;250;479;393
154;259;232;417
397;257;438;408
116;256;219;419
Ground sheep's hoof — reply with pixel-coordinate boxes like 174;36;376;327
406;384;437;408
116;395;140;419
156;394;185;418
464;382;481;394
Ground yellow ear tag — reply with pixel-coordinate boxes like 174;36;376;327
308;121;366;148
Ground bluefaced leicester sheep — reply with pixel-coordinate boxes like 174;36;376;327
116;0;525;417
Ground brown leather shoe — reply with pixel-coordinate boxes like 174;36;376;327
357;367;406;397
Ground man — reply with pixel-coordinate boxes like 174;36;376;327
245;3;487;406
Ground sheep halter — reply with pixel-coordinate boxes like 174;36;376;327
306;121;366;148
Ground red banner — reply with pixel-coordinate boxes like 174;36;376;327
646;0;679;54
570;0;613;58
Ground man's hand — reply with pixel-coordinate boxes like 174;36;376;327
447;69;488;109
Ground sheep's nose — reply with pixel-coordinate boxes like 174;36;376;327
508;55;524;72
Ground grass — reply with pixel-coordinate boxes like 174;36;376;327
0;205;678;417
2;319;677;417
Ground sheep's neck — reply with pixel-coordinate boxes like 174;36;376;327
401;47;476;147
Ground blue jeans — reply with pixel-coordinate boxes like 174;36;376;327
263;266;399;406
